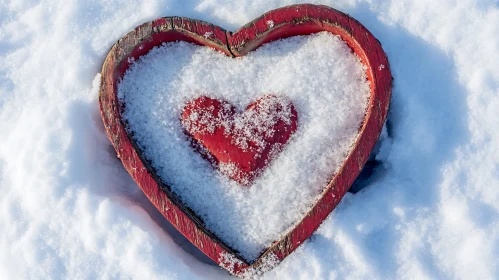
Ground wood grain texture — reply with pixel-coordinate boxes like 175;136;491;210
99;4;392;277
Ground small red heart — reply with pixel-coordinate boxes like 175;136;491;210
181;95;298;185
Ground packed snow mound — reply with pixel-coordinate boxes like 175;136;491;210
118;33;369;260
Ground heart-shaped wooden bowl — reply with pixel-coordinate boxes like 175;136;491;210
99;4;391;277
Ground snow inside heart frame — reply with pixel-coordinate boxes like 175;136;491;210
99;4;392;277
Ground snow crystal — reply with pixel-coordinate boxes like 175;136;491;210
118;32;370;260
219;251;279;279
203;31;213;39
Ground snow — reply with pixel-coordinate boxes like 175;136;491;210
117;33;369;260
0;0;498;279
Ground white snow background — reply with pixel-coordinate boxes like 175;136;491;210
1;0;498;279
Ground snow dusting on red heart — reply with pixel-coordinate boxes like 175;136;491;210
181;95;298;185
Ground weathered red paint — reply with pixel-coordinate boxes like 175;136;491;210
99;4;392;277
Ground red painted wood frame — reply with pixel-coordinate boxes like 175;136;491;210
99;4;392;277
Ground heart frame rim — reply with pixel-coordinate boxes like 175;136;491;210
99;4;392;277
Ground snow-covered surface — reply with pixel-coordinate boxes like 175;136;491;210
0;0;498;279
117;33;369;260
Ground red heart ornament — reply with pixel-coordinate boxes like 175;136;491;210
181;95;298;185
99;4;392;277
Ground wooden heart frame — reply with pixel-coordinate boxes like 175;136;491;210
99;4;392;277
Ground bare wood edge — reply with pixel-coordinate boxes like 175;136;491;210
98;4;392;278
